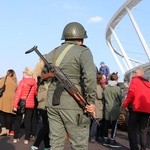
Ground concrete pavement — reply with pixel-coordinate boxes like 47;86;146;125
0;130;150;150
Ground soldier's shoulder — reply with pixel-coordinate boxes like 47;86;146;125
81;44;88;48
77;44;90;50
46;46;60;55
52;46;60;51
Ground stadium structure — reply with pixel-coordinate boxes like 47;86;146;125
105;0;150;83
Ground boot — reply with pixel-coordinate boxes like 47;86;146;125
0;127;7;136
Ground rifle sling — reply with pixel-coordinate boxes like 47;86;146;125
52;44;74;106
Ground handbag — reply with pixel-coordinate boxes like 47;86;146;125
17;86;32;114
0;75;8;98
17;99;26;114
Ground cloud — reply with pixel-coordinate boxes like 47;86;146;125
88;16;103;23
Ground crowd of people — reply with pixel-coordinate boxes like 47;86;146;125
0;22;150;150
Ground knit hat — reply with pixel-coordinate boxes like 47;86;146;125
100;62;105;65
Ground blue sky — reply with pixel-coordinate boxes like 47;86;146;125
0;0;149;81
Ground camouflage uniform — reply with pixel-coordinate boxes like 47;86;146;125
45;22;97;150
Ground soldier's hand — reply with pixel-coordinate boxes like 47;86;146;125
85;104;95;113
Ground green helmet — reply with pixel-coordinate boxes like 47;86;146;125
61;22;88;40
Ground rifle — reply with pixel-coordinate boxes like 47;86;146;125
25;46;100;126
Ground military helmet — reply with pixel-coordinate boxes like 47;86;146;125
61;22;88;40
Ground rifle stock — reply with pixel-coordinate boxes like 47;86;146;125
25;46;100;126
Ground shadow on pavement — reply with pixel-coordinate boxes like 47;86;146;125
0;136;15;150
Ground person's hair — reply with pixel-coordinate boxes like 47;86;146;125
132;67;144;75
6;69;17;82
97;72;106;89
110;72;118;81
97;72;103;83
23;67;34;77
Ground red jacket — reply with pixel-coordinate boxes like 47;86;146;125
123;76;150;114
13;77;37;109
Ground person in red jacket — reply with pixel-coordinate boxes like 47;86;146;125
13;67;37;144
123;67;150;150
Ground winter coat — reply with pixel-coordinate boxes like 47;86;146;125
0;76;17;114
123;76;150;114
95;84;103;119
103;80;122;121
99;66;110;78
37;81;50;110
13;77;37;109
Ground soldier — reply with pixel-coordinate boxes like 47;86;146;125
44;22;97;150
